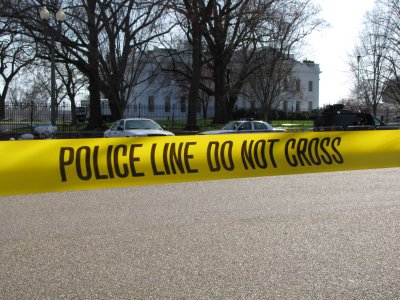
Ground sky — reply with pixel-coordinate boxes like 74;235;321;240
307;0;376;107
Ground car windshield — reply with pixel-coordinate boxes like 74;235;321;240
125;119;161;130
222;121;243;130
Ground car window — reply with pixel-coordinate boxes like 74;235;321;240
222;122;241;130
125;120;141;129
110;121;119;131
373;116;384;126
238;122;252;130
141;120;162;129
125;119;161;130
253;122;267;130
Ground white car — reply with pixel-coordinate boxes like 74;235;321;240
104;118;174;137
199;120;286;135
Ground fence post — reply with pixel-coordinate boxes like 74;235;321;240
30;101;34;133
172;103;176;132
62;102;66;132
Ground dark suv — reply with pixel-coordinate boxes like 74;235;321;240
314;104;398;131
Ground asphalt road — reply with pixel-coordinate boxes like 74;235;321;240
1;168;400;299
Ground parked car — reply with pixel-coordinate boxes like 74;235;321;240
391;116;400;123
33;125;57;139
104;118;174;137
15;125;57;140
198;120;286;135
314;104;399;131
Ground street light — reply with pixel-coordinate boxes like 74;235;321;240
39;6;65;126
357;55;362;111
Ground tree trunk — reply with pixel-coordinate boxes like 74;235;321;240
185;21;202;131
70;96;78;126
87;75;103;128
226;94;238;121
107;92;123;121
0;80;10;119
213;62;227;124
86;0;103;129
0;94;5;120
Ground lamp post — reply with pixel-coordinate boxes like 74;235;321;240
357;55;362;111
39;6;65;126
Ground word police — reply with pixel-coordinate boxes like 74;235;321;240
59;142;198;182
59;137;344;182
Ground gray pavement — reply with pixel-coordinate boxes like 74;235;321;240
1;168;400;299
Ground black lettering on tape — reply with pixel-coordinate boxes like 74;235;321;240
307;138;322;165
207;141;234;172
297;138;311;166
241;140;257;169
284;137;344;167
285;138;298;167
320;137;333;164
114;145;129;178
60;147;74;182
268;139;279;168
107;145;115;178
167;143;185;174
60;144;145;182
241;139;280;170
331;137;344;164
207;142;221;172
184;142;198;174
76;146;92;180
151;143;165;175
152;142;198;176
93;146;108;179
129;144;144;177
163;143;172;174
221;141;234;171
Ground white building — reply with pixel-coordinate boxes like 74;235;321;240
124;49;320;120
281;60;320;113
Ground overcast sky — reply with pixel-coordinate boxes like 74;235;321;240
307;0;376;107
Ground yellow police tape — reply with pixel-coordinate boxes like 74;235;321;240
1;130;399;196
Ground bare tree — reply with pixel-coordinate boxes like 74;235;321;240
96;0;173;121
2;0;173;128
246;0;323;120
247;51;296;120
0;18;36;119
199;0;280;124
178;0;204;130
158;0;209;130
168;0;323;124
350;5;392;115
376;0;400;106
57;63;87;125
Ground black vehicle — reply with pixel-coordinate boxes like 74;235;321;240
314;104;398;131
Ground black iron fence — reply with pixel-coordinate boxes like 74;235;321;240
0;102;319;140
0;102;219;140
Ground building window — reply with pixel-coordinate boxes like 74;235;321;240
164;96;171;112
296;79;301;92
283;79;289;90
148;95;155;112
180;96;186;112
283;100;288;111
308;101;313;111
308;81;313;92
296;101;301;112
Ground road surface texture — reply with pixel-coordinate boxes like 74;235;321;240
1;168;400;299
